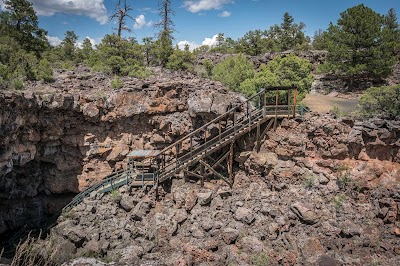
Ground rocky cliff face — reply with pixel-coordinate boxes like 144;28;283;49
0;67;245;236
39;114;400;266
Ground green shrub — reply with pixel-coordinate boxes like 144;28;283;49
111;189;122;202
358;85;400;117
11;79;24;90
111;76;124;90
304;174;317;189
240;54;313;98
337;172;351;189
212;54;255;92
203;59;213;77
166;49;195;71
36;58;54;82
62;61;74;70
127;65;152;78
251;252;269;266
331;105;345;118
334;194;346;209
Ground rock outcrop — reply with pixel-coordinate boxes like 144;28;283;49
39;114;400;265
0;67;245;235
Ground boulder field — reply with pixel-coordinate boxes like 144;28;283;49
40;114;400;265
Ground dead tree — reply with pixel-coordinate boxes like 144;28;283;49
156;0;175;38
110;0;134;37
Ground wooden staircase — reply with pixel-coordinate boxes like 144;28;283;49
1;87;306;255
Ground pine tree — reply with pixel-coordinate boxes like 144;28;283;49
383;8;400;55
81;38;94;60
61;31;78;61
156;0;175;66
1;0;48;55
324;4;396;84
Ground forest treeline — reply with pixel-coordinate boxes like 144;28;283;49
0;0;399;93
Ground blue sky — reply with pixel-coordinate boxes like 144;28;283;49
1;0;399;49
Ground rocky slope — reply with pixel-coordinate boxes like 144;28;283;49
0;67;245;237
38;114;400;266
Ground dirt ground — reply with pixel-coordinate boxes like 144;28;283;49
302;94;359;114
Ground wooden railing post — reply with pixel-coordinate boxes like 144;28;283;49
190;136;193;157
218;119;222;141
293;87;297;118
175;143;180;169
287;89;291;118
233;112;236;133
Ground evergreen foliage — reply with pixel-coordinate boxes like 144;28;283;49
88;34;148;77
239;54;313;97
321;4;397;84
156;0;175;66
166;45;195;71
212;54;255;92
1;0;48;55
0;0;52;86
358;85;400;117
61;31;78;61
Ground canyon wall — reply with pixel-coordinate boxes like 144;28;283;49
41;114;400;265
0;68;245;235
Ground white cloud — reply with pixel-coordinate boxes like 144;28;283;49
176;34;223;51
177;40;200;51
46;36;62;46
4;0;109;25
184;0;233;13
76;36;97;48
134;14;153;29
218;11;231;17
202;34;219;46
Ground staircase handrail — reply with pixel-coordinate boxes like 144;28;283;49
62;169;127;212
156;107;266;181
156;88;266;158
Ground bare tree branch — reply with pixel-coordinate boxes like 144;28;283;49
110;0;134;37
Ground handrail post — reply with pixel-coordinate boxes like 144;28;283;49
263;91;266;117
233;111;236;133
190;135;193;158
247;101;251;127
175;143;180;169
293;87;297;118
287;89;291;118
219;120;222;140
